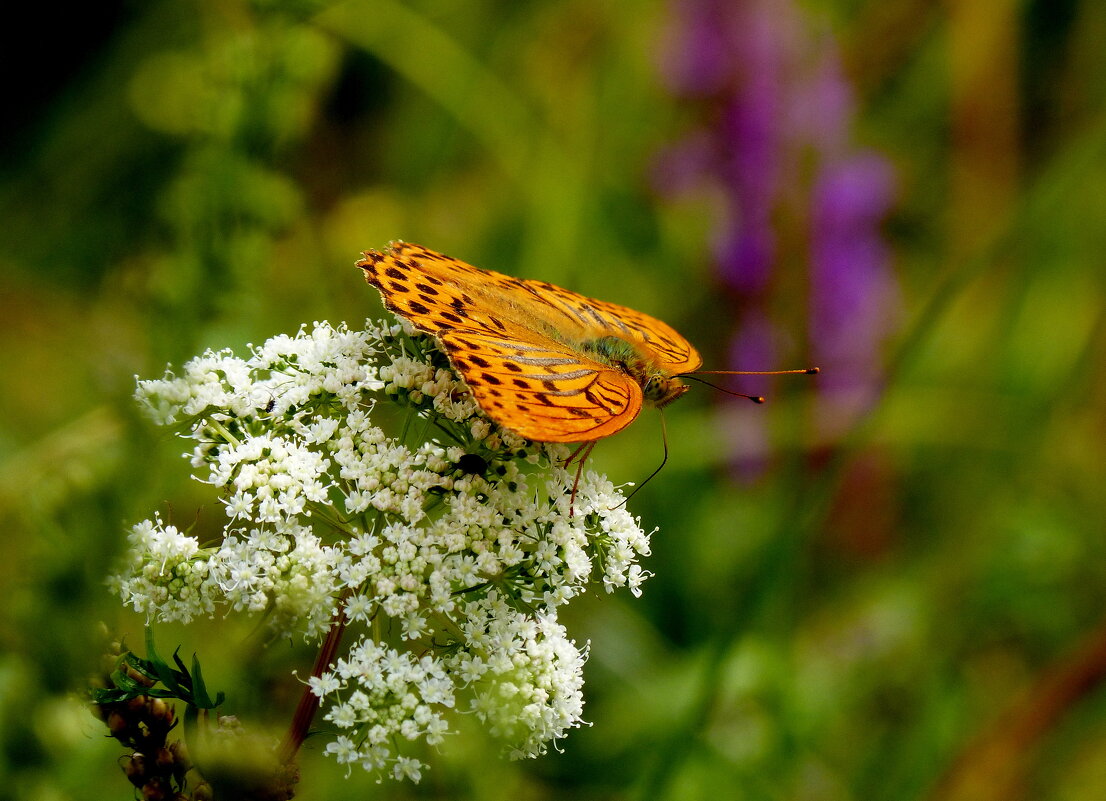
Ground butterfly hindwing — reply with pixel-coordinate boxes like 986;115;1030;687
437;329;643;442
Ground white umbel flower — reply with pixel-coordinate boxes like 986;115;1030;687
118;317;656;782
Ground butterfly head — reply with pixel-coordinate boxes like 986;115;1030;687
642;373;689;408
583;335;689;409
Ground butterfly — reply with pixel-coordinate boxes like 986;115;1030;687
357;242;706;444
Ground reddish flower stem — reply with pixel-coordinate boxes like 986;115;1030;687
278;607;348;765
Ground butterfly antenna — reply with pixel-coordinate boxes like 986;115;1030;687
691;368;820;376
685;366;819;403
614;411;671;510
683;375;765;403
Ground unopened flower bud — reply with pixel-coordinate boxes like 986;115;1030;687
169;740;191;772
148;697;174;729
124;664;157;687
154;746;174;770
124;752;147;787
107;710;131;740
141;777;169;801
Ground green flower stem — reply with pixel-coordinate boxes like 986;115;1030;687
205;418;242;448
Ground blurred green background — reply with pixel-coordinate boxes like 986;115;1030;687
3;0;1106;799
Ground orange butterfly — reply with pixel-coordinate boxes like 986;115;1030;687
358;242;710;444
358;243;818;509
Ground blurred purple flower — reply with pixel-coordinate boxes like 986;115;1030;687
659;0;793;295
658;0;899;472
660;0;734;96
811;154;898;436
793;40;854;156
713;94;780;294
723;311;777;479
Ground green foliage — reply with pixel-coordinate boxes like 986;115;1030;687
93;629;224;712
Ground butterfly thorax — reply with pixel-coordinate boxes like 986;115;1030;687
581;335;689;408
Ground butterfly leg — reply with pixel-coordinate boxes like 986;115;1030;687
564;441;596;517
562;440;592;469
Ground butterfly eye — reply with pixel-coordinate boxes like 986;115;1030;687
643;376;669;403
642;376;689;408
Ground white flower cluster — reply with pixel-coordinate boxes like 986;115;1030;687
115;318;654;781
316;639;454;782
450;592;587;759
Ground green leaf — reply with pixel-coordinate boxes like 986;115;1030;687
190;654;224;708
144;626;180;692
172;647;194;693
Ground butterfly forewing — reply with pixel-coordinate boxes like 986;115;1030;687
526;282;702;374
359;243;560;342
358;241;698;443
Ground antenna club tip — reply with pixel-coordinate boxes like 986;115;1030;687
806;367;820;374
751;396;766;404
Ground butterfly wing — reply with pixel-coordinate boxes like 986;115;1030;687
358;242;646;442
358;242;565;340
435;329;642;442
360;242;701;373
511;278;703;375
